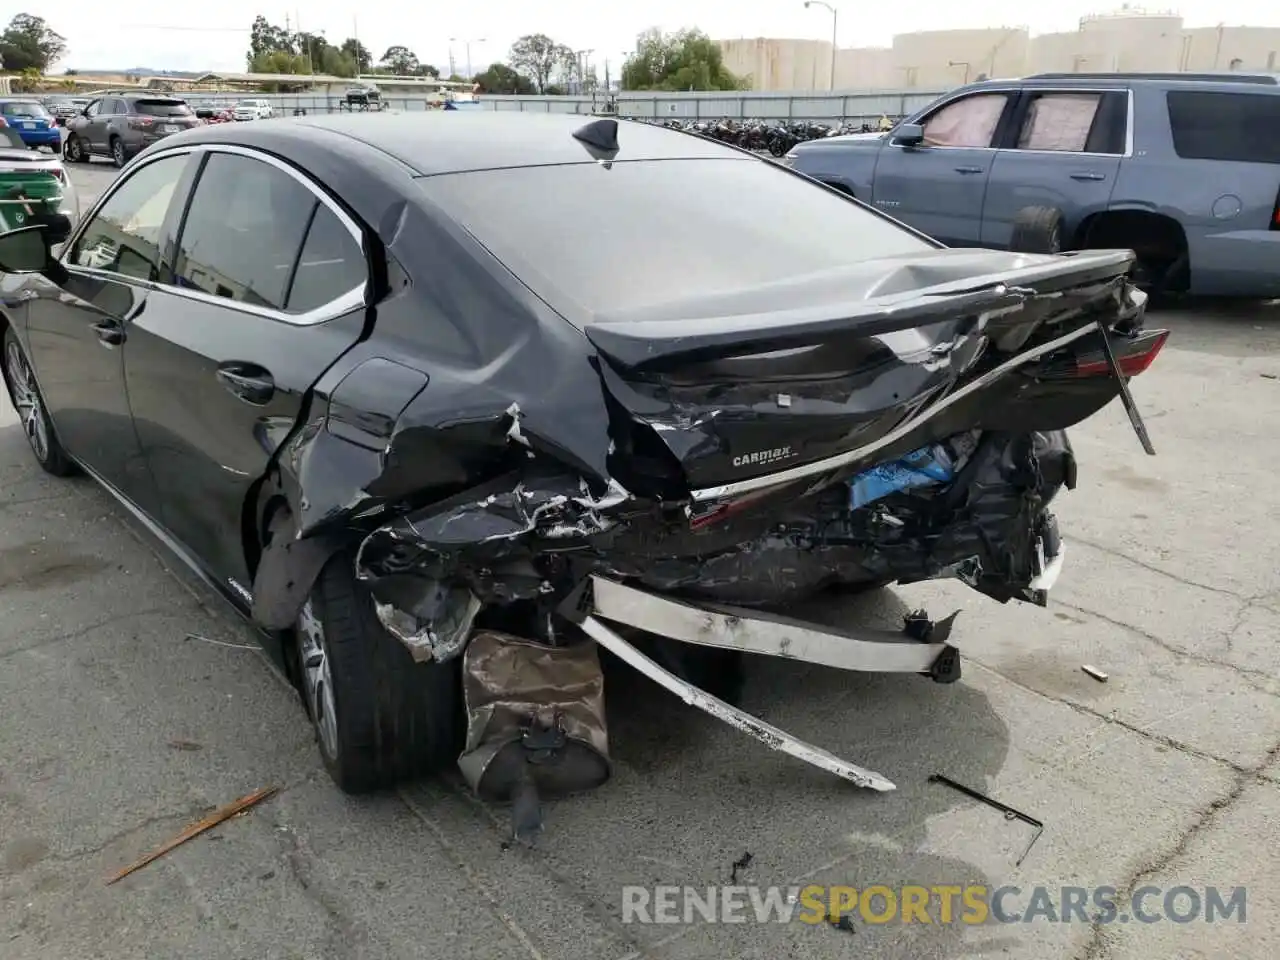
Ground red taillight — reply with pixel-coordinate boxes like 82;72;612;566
1272;194;1280;231
1074;329;1170;378
128;116;155;130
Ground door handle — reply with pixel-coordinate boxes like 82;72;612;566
91;319;125;347
216;363;275;405
1070;171;1106;181
954;165;984;174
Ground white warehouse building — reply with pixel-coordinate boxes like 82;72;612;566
719;9;1280;91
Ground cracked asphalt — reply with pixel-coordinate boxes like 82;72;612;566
2;161;1279;959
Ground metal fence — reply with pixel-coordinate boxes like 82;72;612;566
180;88;950;123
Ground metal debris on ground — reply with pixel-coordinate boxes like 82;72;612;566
729;851;754;884
1081;664;1109;682
830;913;857;933
167;739;203;751
105;786;279;885
928;774;1044;867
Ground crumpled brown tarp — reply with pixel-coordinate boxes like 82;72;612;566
457;630;610;803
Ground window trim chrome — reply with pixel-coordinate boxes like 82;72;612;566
62;142;370;327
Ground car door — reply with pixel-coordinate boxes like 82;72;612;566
981;89;1127;250
871;90;1017;246
77;98;102;148
124;146;370;590
22;152;195;515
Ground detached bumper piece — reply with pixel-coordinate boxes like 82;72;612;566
564;575;964;792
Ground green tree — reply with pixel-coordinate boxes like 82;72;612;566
247;15;294;67
508;34;574;94
472;63;535;94
0;13;67;72
621;28;744;92
340;38;372;73
380;45;420;75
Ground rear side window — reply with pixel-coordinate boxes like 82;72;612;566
173;152;363;314
133;99;192;117
174;153;317;309
1167;91;1280;163
418;158;932;318
285;205;367;314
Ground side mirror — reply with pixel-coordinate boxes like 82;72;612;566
893;122;925;147
0;225;53;273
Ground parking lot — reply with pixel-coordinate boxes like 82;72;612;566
2;159;1279;960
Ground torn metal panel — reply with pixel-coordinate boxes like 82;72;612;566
589;576;959;675
373;585;482;663
578;614;896;792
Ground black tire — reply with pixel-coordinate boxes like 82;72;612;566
64;135;88;163
1009;206;1065;255
2;328;77;477
110;136;127;169
298;554;462;794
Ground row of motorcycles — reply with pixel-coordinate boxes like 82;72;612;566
652;118;891;155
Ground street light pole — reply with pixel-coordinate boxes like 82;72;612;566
803;0;838;90
449;38;485;79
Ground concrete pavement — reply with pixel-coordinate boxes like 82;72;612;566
1;162;1278;959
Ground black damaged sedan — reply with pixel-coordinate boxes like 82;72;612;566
0;113;1167;799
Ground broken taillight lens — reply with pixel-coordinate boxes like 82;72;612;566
1073;329;1170;378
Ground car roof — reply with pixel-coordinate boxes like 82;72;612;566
210;112;744;176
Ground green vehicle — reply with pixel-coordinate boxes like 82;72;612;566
0;127;75;239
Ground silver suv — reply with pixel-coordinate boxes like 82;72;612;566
63;94;200;168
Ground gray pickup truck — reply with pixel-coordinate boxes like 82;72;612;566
788;72;1280;298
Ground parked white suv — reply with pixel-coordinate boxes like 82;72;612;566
232;99;273;121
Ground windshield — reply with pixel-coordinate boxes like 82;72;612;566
418;158;932;318
1;102;49;118
134;100;192;117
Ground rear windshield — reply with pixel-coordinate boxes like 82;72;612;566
1167;91;1280;164
418;159;932;317
1;102;49;118
133;99;192;117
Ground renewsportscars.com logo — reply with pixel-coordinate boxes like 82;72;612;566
620;885;1248;926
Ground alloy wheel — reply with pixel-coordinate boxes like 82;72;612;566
297;600;339;759
112;139;125;167
5;341;49;462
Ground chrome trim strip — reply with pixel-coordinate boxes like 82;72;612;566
689;320;1099;503
61;142;368;328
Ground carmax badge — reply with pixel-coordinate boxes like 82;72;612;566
733;446;795;469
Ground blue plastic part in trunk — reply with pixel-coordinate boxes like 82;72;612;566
848;444;956;511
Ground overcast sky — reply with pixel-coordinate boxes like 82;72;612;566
31;1;1280;74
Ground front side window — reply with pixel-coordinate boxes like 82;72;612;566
1016;93;1102;152
172;152;339;311
84;100;101;118
68;155;188;280
921;93;1010;148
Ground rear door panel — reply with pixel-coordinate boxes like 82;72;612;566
125;147;370;587
982;89;1126;249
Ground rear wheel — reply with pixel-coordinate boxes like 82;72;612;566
1009;206;1064;255
110;136;126;168
3;329;76;477
298;554;463;793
